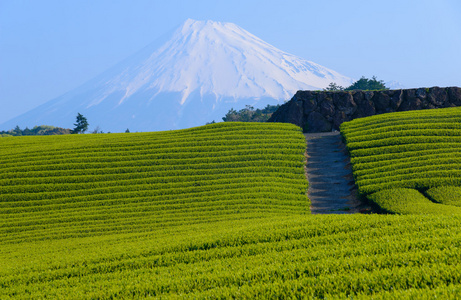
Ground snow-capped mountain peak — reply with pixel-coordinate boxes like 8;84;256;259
1;19;353;132
103;19;352;104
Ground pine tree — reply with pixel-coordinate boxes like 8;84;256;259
72;113;89;134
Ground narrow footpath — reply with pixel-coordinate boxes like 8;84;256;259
305;132;370;214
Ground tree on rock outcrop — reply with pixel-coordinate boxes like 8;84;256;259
324;82;345;91
345;76;388;91
222;105;280;122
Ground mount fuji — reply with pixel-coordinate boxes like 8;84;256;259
2;19;353;132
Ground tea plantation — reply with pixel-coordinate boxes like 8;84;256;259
2;121;461;298
341;107;461;214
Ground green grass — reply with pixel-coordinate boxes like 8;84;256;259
3;122;461;298
341;107;461;214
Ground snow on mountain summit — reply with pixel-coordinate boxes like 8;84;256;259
103;19;351;105
1;19;353;132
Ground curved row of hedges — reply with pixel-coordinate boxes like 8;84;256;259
0;122;309;245
341;107;461;214
4;120;461;298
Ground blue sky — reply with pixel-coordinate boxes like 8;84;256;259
1;0;460;125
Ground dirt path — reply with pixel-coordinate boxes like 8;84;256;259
305;132;370;214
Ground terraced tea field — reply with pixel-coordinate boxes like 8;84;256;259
2;121;461;298
0;123;308;243
341;107;461;214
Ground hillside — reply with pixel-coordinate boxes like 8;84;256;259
341;107;461;214
0;123;308;241
2;122;461;298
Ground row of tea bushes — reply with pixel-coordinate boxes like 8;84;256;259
341;107;461;214
2;214;461;298
0;123;309;245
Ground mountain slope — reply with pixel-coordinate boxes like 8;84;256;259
1;19;353;132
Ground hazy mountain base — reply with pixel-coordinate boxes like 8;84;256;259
2;90;281;133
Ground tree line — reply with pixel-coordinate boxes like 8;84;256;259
0;113;132;137
220;104;281;123
220;76;389;123
0;125;72;137
324;76;388;91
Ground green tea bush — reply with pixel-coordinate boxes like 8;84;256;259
3;121;461;298
426;186;461;207
368;188;461;214
0;123;309;244
341;107;461;214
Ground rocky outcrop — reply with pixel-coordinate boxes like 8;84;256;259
268;87;461;132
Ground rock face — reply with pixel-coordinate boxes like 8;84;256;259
268;87;461;132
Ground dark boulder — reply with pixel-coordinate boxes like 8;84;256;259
303;97;317;114
448;87;461;106
372;92;391;113
306;111;332;132
279;100;304;127
399;89;422;111
352;93;375;119
416;88;427;100
389;89;404;110
333;111;347;130
333;92;357;116
427;87;448;107
319;98;335;120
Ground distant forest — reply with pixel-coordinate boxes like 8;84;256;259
324;76;388;91
0;125;71;137
221;104;281;123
